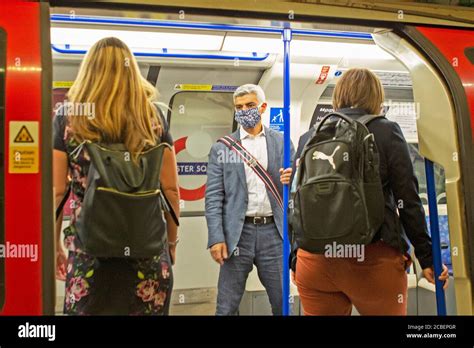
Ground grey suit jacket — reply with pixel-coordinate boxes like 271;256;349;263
205;126;295;253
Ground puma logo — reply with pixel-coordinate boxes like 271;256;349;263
312;145;341;170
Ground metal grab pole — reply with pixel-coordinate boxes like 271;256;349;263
282;26;292;316
424;159;447;316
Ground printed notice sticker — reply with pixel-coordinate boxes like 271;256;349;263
9;121;39;174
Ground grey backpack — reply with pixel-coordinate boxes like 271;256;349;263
290;112;385;253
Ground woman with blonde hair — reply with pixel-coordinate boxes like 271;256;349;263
280;68;449;315
53;37;180;315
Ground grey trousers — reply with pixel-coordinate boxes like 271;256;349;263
216;221;283;315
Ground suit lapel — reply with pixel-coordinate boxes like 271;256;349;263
265;127;277;179
263;127;280;210
229;129;248;192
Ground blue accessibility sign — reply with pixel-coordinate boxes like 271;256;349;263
269;107;285;133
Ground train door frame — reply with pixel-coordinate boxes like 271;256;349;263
373;28;470;314
40;1;55;316
0;0;54;315
46;0;474;315
400;25;474;304
0;27;6;313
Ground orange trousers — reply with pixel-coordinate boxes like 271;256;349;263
295;241;409;315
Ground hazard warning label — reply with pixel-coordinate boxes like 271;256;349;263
14;126;35;143
9;121;39;174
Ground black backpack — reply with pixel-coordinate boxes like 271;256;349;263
290;111;385;254
56;139;178;258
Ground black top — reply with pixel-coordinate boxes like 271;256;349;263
53;107;173;152
293;107;433;269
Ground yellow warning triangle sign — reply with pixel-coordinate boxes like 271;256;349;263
13;125;34;143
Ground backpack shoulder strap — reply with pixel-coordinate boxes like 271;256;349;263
55;183;71;221
315;111;355;133
357;114;385;126
159;190;180;227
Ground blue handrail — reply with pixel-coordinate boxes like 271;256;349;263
425;159;447;316
282;26;292;316
50;14;373;40
291;29;371;39
51;44;270;61
50;14;282;34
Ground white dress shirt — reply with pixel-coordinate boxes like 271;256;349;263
239;126;273;217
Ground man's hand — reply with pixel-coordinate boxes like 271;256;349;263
279;167;293;185
210;242;228;265
423;264;449;290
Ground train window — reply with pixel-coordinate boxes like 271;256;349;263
0;28;5;311
425;165;451;275
407;146;452;273
408;144;446;204
168;91;235;214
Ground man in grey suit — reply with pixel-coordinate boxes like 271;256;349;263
205;84;294;315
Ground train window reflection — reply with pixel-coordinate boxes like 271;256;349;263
0;28;6;312
168;91;235;214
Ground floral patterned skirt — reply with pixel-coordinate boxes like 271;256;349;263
63;225;173;315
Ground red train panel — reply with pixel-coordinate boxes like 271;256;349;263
0;0;44;314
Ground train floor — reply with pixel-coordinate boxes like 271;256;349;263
55;281;457;315
55;285;217;315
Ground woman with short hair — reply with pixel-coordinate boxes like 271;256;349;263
280;68;449;315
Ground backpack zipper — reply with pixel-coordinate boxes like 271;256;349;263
86;140;171;154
